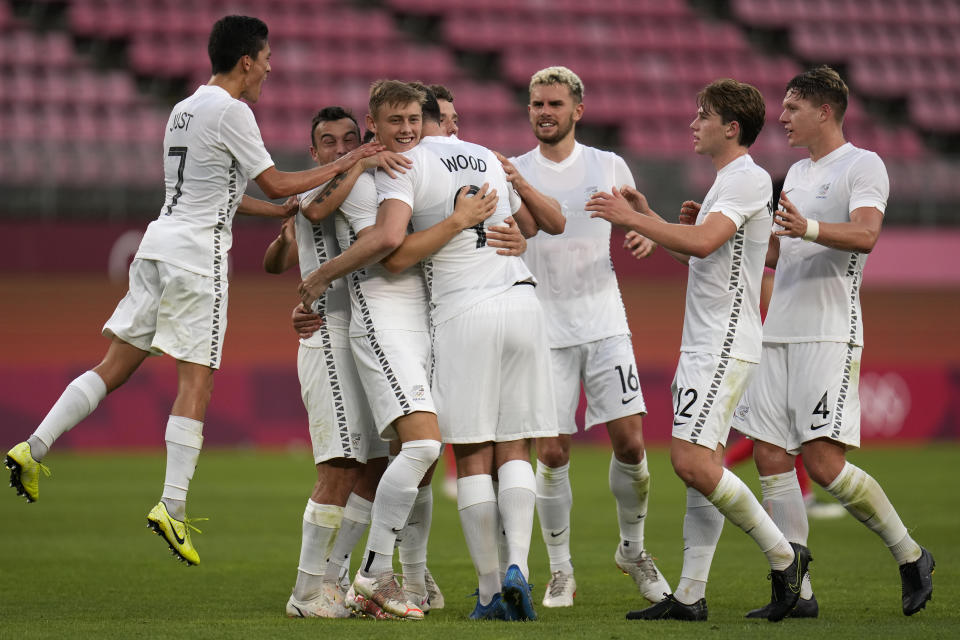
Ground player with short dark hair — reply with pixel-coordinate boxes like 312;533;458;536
4;15;378;566
733;65;934;618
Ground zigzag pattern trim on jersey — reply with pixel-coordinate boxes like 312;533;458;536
346;232;411;414
208;159;238;367
690;227;745;444
312;224;352;458
421;259;436;384
831;253;862;440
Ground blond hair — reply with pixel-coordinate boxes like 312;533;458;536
368;79;425;118
529;66;584;103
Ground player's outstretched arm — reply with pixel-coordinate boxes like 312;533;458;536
588;187;736;259
263;216;299;274
301;151;413;224
238;194;298;219
495;151;565;236
298;198;410;308
255;141;383;199
381;184;499;273
486;216;526;256
773;193;883;253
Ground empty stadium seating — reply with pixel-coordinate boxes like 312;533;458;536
0;0;957;218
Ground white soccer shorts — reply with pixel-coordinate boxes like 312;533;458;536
733;341;862;454
103;258;227;369
431;285;559;444
551;334;647;434
350;329;435;440
670;351;756;451
298;325;387;464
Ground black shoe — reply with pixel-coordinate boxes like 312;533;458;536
900;546;935;616
767;543;812;622
746;594;819;619
626;594;707;621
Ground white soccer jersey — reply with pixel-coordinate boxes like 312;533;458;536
376;135;531;325
681;154;772;363
295;183;350;342
762;143;888;346
334;171;430;337
510;143;633;348
137;85;274;279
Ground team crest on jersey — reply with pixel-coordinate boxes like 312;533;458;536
410;384;426;401
816;183;831;199
352;434;362;451
585;186;599;198
734;405;749;421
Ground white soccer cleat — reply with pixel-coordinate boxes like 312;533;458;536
285;582;353;618
352;571;424;619
615;546;671;604
542;570;577;607
424;567;444;609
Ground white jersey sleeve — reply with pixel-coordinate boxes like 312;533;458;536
511;143;632;348
136;85;274;280
681;155;772;363
762;144;886;346
336;171;430;337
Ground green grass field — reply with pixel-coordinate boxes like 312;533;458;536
0;444;956;639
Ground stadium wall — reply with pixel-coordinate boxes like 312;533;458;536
1;220;957;449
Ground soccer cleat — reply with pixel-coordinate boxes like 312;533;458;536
626;593;707;621
900;546;935;616
542;570;576;607
501;564;537;621
424;567;444;609
286;583;353;619
405;587;430;615
766;542;812;622
615;546;671;603
6;441;50;503
352;571;424;619
469;592;507;620
746;593;819;619
146;501;203;566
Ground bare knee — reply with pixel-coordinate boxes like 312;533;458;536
535;436;569;468
752;440;795;476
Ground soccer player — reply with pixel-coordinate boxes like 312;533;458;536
296;81;511;620
356;84;561;623
588;78;810;622
262;106;409;617
732;66;934;617
430;84;459;137
3;15;379;566
503;66;669;608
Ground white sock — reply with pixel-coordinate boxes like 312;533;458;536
161;415;203;521
825;462;922;565
675;487;724;605
708;468;793;570
498;459;536;580
30;371;107;460
361;439;440;576
493;480;508;582
458;474;500;605
760;469;813;598
324;493;371;583
609;454;650;560
536;461;573;573
293;500;343;601
399;486;433;595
